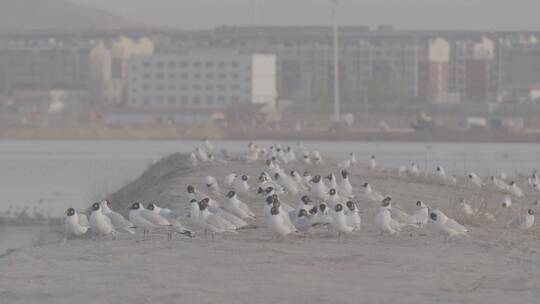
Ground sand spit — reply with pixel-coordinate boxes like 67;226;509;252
1;152;539;304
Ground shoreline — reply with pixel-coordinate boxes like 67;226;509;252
2;126;540;143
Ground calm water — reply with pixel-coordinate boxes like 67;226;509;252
1;140;540;252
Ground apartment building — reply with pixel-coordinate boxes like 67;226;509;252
126;49;277;108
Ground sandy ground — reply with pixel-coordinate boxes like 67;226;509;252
1;152;540;304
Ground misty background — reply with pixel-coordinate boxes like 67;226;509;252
72;0;540;30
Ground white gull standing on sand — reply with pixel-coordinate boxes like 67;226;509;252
344;201;361;231
224;190;255;220
89;202;115;238
430;210;468;240
331;203;354;239
506;209;535;230
268;206;293;239
100;200;136;234
128;202;162;241
63;208;88;242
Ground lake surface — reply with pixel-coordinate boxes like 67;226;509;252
1;140;540;253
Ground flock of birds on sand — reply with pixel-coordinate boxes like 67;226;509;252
63;139;538;244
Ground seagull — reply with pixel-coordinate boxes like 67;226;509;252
363;182;385;202
338;170;353;198
302;151;312;165
468;172;483;188
325;173;338;190
331;203;354;239
491;176;510;192
293;209;313;238
189;153;198;168
302;171;312;189
204;138;214;152
285;146;296;162
312;150;323;165
344;201;361;231
100;200;136;234
290;170;308;191
436;166;448;181
232;174;250;196
147;203;193;237
311;203;332;226
128;202;162;241
198;198;238;240
506;209;535;230
274;172;299;196
223;173;237;190
297;195;315;212
410;162;420;176
502;195;513;208
457;198;477;217
195;147;209;162
508;181;524;197
350;152;357;165
370;155;376;170
89;202;115;238
374;199;400;235
205;176;221;196
224;190;256;219
411;201;429;227
268;206;293;239
327;188;345;208
430;210;468;240
310;175;329;202
63;208;88;242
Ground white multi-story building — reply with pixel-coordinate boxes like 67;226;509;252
127;49;277;108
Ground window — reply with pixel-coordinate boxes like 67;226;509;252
155;84;164;91
143;61;151;68
218;73;226;79
156;95;164;103
231;61;240;68
156;61;164;68
217;84;226;90
181;96;189;104
217;95;225;102
193;84;201;90
168;96;176;104
206;73;214;79
142;84;151;90
205;84;214;90
181;73;189;80
231;84;239;90
168;73;176;79
193;96;201;104
231;73;239;79
168;61;176;68
143;96;151;105
218;62;226;68
168;84;177;90
156;73;164;79
181;61;189;68
193;62;201;68
205;61;214;68
206;96;214;104
143;73;151;79
193;73;201;79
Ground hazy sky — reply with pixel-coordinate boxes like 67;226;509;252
73;0;540;30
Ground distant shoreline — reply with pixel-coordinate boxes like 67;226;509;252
1;126;540;143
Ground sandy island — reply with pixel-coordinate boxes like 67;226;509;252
1;152;539;304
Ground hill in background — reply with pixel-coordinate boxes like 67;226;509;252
0;0;145;32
